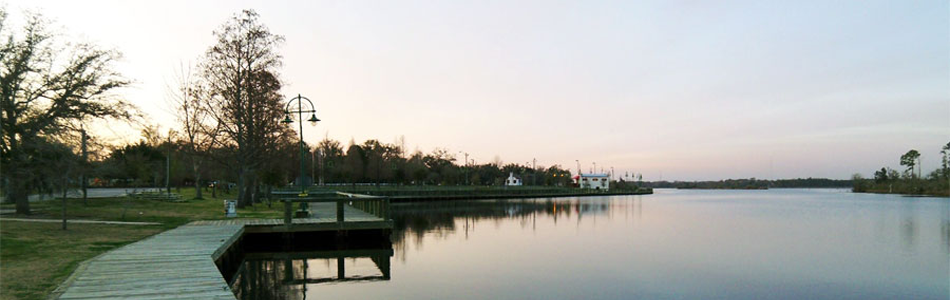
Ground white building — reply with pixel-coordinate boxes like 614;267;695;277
506;172;522;186
574;173;610;190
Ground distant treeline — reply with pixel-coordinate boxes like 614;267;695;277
641;178;852;189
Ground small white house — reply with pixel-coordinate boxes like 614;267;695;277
506;172;522;186
575;173;610;190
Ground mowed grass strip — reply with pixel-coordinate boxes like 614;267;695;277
0;221;163;300
0;187;286;300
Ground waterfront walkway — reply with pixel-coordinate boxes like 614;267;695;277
53;202;391;299
55;224;243;299
190;202;387;233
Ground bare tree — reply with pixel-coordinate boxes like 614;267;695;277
168;63;216;199
0;10;134;214
201;10;285;207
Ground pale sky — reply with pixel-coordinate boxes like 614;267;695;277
6;0;949;180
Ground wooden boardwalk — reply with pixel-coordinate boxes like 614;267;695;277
190;203;391;233
54;202;392;299
55;224;243;300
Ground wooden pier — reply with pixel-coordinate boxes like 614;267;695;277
53;193;392;300
55;224;244;299
190;202;391;233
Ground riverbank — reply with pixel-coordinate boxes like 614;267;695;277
852;178;949;197
853;189;949;197
309;185;653;202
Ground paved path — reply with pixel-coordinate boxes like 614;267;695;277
0;218;161;226
55;224;243;300
1;187;163;203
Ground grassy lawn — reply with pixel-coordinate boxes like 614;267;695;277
0;187;285;300
0;221;163;300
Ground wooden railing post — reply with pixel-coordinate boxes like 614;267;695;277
336;199;344;228
284;200;292;230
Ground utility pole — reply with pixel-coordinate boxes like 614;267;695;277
311;149;315;186
317;148;324;186
165;135;171;195
62;175;67;230
459;151;469;185
81;125;88;206
532;158;537;185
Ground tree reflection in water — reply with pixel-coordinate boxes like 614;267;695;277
229;197;638;300
390;198;624;256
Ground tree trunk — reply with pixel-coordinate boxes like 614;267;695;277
250;179;260;205
237;166;253;208
193;162;203;200
10;176;31;215
62;176;68;230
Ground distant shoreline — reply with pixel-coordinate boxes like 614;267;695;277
675;187;769;190
642;178;852;190
312;186;654;202
852;178;949;198
852;189;949;198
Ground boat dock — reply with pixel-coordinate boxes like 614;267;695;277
53;193;392;300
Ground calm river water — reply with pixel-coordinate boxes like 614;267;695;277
232;189;950;299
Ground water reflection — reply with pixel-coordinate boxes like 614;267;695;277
390;197;635;250
231;241;393;300
229;191;949;300
943;220;950;253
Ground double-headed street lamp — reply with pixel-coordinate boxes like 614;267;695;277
281;94;319;216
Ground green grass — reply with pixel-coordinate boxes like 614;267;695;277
0;221;163;300
2;187;286;227
0;187;287;300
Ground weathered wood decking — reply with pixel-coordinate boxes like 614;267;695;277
56;224;243;300
54;202;392;299
190;202;391;233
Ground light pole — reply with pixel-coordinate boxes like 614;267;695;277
281;94;320;216
458;151;469;185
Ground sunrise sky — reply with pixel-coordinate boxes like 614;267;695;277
5;0;948;180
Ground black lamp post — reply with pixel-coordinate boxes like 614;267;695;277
281;94;319;216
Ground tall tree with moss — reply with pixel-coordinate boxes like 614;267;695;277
0;10;134;214
201;10;286;207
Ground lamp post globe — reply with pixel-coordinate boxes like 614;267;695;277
281;94;320;217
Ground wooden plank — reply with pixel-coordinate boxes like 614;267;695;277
56;224;242;300
56;200;392;299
